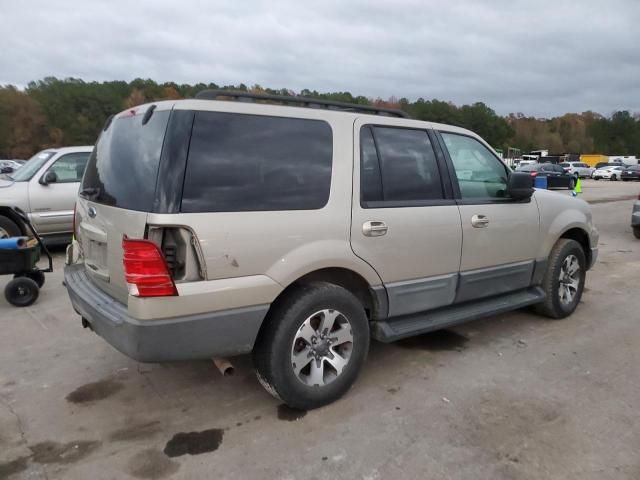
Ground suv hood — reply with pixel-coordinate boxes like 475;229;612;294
0;177;15;188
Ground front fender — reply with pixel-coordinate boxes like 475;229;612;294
534;191;596;260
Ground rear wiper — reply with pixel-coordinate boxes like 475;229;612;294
80;187;100;198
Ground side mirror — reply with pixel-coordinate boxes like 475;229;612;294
40;171;58;185
0;166;14;174
507;172;534;201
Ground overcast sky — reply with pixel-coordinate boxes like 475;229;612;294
1;0;638;117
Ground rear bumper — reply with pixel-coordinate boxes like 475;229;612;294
64;264;268;362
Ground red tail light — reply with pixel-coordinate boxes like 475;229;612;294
122;237;177;297
530;172;538;177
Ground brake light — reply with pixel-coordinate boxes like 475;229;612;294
530;172;538;177
122;236;177;297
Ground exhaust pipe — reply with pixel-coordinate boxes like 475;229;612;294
212;357;234;376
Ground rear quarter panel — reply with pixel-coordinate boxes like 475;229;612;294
143;110;382;317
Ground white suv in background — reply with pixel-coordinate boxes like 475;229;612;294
0;147;93;241
559;162;594;178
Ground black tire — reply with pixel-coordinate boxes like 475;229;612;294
16;271;46;288
611;174;617;181
534;239;586;319
568;178;575;190
0;215;21;239
253;282;369;410
634;227;640;240
5;277;39;307
594;177;600;181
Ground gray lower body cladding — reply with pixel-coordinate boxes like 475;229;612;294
64;264;268;362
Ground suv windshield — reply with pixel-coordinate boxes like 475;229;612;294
81;110;170;211
9;151;55;181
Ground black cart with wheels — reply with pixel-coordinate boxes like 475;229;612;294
0;207;53;307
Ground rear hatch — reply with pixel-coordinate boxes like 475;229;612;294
76;104;172;303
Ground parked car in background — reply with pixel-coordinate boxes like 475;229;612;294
621;165;640;181
64;92;598;409
515;162;576;189
0;159;23;174
592;165;626;181
0;146;93;241
559;162;594;178
632;195;640;239
594;162;611;170
518;159;538;167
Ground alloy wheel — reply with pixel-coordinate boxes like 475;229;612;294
290;309;353;387
558;254;581;305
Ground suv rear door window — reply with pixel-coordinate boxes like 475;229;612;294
181;112;332;213
360;126;444;206
81;110;170;211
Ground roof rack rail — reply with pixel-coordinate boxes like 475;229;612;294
194;90;410;119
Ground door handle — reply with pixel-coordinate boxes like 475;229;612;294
471;214;490;228
363;221;388;237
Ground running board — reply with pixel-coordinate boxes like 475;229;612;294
371;287;545;343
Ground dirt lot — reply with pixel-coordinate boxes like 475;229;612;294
1;180;639;480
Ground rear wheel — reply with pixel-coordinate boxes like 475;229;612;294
611;174;617;181
253;282;369;410
0;215;21;239
568;178;575;190
534;239;586;319
5;277;39;307
634;227;640;240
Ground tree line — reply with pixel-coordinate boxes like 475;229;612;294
1;77;638;159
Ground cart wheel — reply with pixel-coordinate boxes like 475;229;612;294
17;271;46;288
5;277;39;307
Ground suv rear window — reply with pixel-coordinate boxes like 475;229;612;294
81;110;170;211
181;112;332;212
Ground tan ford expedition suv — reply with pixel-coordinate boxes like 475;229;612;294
65;91;598;409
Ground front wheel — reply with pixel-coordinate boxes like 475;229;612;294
634;227;640;240
253;282;369;410
0;215;21;239
568;178;575;190
611;174;617;181
534;239;586;319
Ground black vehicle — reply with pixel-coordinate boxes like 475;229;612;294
621;165;640;181
515;163;576;189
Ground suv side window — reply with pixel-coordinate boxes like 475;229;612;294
441;132;509;199
360;126;444;206
47;152;90;183
182;112;332;212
